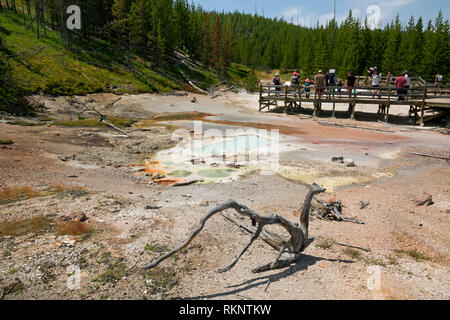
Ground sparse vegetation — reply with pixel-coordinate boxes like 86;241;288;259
0;186;40;204
317;238;334;250
144;267;178;295
366;258;386;267
0;216;51;236
51;118;135;128
343;247;363;261
144;242;169;254
394;248;432;262
6;120;43;126
405;249;432;262
0;139;13;145
94;260;127;284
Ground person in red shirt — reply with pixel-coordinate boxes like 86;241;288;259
395;73;407;101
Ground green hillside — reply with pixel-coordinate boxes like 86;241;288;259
0;8;229;115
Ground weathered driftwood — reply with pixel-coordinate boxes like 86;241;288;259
311;197;364;224
143;183;326;273
92;105;129;137
410;152;450;161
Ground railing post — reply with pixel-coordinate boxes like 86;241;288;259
351;83;357;120
259;84;263;111
284;85;288;114
313;86;318;117
385;82;391;122
420;87;427;127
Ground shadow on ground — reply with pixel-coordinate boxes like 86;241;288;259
180;252;354;300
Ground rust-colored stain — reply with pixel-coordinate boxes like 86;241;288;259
203;118;406;144
144;161;166;175
153;178;186;186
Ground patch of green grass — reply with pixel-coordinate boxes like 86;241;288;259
54;187;88;199
317;238;334;250
394;249;432;262
0;139;14;145
152;112;211;121
8;268;20;275
93;260;127;284
144;242;169;254
52;117;135;128
405;249;431;262
343;247;363;261
6;120;43;126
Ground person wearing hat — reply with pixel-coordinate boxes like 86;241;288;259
314;70;326;98
291;70;300;87
304;78;311;98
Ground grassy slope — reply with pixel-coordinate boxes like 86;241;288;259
0;10;184;96
0;9;271;116
0;9;228;102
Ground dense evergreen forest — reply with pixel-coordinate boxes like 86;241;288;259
0;0;449;104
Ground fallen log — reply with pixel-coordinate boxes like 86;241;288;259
92;106;129;137
143;183;326;273
178;66;209;95
410;152;450;161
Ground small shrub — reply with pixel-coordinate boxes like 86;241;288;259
0;139;13;145
94;260;127;284
144;242;169;254
56;221;92;236
317;238;333;250
0;186;39;204
343;247;363;260
405;249;431;262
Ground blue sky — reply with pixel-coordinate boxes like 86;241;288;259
191;0;449;27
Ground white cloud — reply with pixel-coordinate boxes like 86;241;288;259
281;7;313;26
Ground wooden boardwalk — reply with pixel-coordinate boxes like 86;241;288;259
259;80;450;126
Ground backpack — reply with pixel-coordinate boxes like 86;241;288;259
438;74;443;82
329;73;336;85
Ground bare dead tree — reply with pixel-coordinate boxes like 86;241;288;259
143;183;326;273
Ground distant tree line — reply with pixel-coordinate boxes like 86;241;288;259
0;0;448;82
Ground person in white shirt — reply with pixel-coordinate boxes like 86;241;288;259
372;72;381;98
404;71;411;88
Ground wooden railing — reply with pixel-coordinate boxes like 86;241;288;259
259;83;450;126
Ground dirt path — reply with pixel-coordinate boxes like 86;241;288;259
0;91;448;300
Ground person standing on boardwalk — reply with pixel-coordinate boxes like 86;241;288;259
345;71;357;97
435;72;443;95
395;73;407;101
273;73;282;96
314;70;326;99
372;71;381;99
304;78;311;98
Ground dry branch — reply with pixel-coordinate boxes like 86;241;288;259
311;197;364;224
143;183;326;273
92;104;129;137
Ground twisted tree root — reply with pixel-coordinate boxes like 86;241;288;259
311;197;364;224
143;183;326;273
